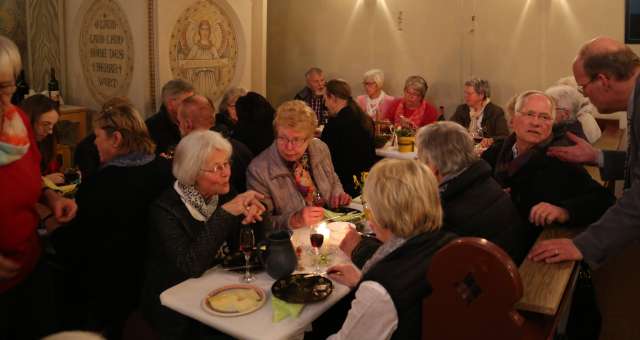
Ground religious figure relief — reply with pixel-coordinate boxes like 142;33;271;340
170;0;238;102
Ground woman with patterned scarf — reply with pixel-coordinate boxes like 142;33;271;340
247;100;350;230
0;35;76;340
48;99;174;339
481;90;614;245
141;130;266;339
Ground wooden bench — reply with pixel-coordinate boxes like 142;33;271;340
423;232;579;340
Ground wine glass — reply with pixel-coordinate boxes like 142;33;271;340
238;227;255;282
471;126;484;144
309;224;325;274
312;191;325;208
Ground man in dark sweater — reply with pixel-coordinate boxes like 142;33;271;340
145;79;194;155
177;94;254;192
294;67;328;124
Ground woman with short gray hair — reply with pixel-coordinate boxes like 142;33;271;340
450;78;509;147
545;84;601;143
356;69;395;120
215;87;247;137
142;130;267;338
384;75;439;128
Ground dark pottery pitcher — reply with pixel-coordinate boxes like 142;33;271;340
261;230;297;280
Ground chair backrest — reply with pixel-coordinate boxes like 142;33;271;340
422;237;525;340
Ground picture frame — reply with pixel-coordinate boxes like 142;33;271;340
626;0;640;44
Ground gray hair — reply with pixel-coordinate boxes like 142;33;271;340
219;87;247;113
305;67;323;78
464;78;491;99
172;130;232;185
404;75;428;98
161;79;194;105
416;121;478;177
363;69;384;88
545;85;582;120
0;35;22;79
514;90;556;120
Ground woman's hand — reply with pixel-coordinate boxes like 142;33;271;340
45;173;65;185
0;254;20;281
330;192;351;209
222;190;266;224
339;228;362;256
289;207;324;228
327;263;361;288
529;202;569;226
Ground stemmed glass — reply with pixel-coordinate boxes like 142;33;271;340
239;227;255;283
470;126;484;144
311;191;325;208
309;224;324;274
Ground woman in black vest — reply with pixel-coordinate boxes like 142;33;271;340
327;159;456;340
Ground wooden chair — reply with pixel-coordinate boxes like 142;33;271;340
422;237;560;340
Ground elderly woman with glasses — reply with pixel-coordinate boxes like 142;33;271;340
545;84;602;144
383;75;439;128
247;100;350;230
326;159;456;339
141;130;265;339
450;78;509;147
481;91;614;241
0;35;76;340
49;99;174;338
356;69;395;121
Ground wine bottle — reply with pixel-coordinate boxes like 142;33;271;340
11;70;29;105
48;68;60;109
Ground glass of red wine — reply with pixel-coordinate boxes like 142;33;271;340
312;191;325;208
239;227;255;282
310;225;325;274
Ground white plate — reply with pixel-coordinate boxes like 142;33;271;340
202;284;267;317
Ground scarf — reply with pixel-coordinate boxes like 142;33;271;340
176;181;219;221
361;235;407;274
288;152;320;206
0;105;30;166
365;90;387;120
392;100;428;128
101;152;155;169
468;99;490;135
493;133;552;186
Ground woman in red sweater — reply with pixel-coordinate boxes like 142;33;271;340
0;35;76;340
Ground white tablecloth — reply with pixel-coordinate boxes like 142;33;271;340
160;223;354;340
375;147;417;160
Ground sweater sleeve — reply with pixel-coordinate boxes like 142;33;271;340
150;203;240;277
246;165;294;230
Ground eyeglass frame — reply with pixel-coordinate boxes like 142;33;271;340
201;160;232;174
516;110;554;123
275;135;310;148
576;76;599;95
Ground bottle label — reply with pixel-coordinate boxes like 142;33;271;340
49;90;60;102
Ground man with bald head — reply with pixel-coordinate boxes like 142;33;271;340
177;94;254;191
530;37;640;266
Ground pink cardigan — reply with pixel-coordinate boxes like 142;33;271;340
356;94;396;121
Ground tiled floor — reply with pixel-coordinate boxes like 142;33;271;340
593;242;640;340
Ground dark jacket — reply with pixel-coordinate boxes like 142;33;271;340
361;230;456;340
234;92;275;155
51;156;173;335
450;102;509;138
227;137;254;192
440;160;529;263
73;133;100;182
213;111;236;138
320;105;376;196
482;133;615;236
146;105;181;155
140;187;244;340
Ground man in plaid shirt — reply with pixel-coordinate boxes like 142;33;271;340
294;67;328;124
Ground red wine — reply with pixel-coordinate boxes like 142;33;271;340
239;245;252;256
310;233;324;248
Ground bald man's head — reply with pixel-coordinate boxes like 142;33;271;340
575;36;640;81
177;95;216;136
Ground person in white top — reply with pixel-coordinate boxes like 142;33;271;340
356;69;395;121
327;159;456;340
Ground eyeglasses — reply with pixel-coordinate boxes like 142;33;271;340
517;110;553;122
576;77;598;95
201;160;232;174
276;136;308;147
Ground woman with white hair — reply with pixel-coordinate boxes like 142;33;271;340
327;159;456;339
141;130;266;339
214;86;246;138
545;84;602;144
356;69;395;120
383;75;439;128
450;78;509;146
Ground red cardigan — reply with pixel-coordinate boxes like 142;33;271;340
0;107;42;292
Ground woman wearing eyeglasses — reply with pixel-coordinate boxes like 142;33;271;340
141;130;266;339
481;91;613;242
247;100;350;230
49;99;174;339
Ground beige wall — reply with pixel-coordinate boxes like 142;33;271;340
267;0;640;118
